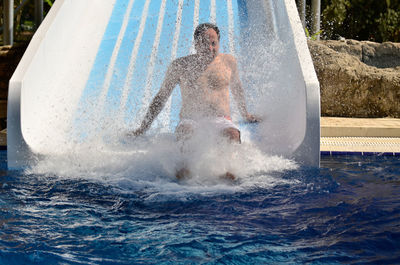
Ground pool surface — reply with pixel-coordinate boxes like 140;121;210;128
0;150;399;264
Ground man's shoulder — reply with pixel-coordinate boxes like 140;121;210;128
220;53;235;59
172;54;197;65
169;55;199;75
219;53;237;68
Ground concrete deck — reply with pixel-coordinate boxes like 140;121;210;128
321;117;400;137
321;117;400;154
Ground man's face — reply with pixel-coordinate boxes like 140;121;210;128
195;28;220;59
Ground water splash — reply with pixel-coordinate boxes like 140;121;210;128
27;126;298;197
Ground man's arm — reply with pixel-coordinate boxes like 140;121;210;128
131;62;180;136
229;55;259;123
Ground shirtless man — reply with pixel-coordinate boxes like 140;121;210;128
132;23;258;178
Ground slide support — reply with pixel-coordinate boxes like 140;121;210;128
311;0;320;39
3;0;14;45
297;0;306;27
35;0;44;29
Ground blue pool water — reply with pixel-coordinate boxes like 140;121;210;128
0;150;399;264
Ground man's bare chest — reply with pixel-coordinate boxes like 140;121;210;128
181;59;232;90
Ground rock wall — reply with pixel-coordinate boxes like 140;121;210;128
308;39;400;118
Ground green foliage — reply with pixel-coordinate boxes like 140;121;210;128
377;8;400;42
13;0;54;38
320;0;349;39
305;27;323;40
321;0;400;42
44;0;53;7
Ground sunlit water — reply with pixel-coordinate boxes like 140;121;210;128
1;149;399;264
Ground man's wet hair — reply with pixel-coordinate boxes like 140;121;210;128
194;23;220;42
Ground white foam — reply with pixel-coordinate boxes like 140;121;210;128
27;123;298;198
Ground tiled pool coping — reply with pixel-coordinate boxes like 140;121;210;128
320;117;400;154
321;151;400;156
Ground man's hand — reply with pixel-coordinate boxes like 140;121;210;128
245;114;261;123
128;127;146;138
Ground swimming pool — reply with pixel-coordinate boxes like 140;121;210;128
0;150;399;264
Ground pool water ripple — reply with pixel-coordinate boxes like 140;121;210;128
0;152;400;264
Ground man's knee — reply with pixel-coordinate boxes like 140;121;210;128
176;124;194;141
222;127;241;143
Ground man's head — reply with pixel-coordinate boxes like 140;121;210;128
194;23;220;59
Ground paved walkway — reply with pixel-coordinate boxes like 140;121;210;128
321;117;400;153
321;117;400;137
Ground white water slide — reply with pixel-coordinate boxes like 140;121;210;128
8;0;320;168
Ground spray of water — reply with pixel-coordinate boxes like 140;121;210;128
26;5;305;195
27;114;298;195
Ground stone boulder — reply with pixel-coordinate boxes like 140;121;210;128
308;39;400;118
